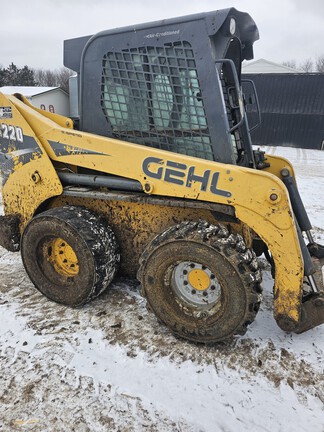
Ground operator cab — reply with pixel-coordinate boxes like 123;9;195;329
64;8;259;167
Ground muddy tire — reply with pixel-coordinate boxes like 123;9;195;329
138;221;262;343
21;206;119;307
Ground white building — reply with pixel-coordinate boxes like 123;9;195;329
0;86;69;117
242;58;302;74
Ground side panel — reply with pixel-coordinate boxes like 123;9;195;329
50;194;245;277
0;94;63;227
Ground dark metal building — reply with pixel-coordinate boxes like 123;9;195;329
243;73;324;150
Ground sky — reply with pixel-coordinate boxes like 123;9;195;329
1;0;324;71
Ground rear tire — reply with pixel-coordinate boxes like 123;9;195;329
21;206;119;306
138;220;262;343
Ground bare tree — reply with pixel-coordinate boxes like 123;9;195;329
299;58;313;73
34;69;55;87
56;68;74;93
315;55;324;72
33;67;73;93
282;59;297;69
280;56;324;73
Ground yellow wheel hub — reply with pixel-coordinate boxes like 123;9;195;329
188;269;210;291
47;237;79;277
172;261;220;308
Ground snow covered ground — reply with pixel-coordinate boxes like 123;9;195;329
0;147;323;432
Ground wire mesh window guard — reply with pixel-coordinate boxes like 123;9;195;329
101;41;213;160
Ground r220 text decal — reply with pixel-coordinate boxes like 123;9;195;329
142;157;232;198
0;124;24;143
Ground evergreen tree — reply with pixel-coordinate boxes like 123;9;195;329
0;63;36;86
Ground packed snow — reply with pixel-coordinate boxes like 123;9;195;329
0;146;323;431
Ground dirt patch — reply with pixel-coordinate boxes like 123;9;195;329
0;245;323;431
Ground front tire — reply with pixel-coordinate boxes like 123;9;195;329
21;206;119;306
138;221;262;343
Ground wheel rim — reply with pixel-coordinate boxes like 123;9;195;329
45;237;79;277
171;261;221;309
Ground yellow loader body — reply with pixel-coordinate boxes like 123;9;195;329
0;92;309;334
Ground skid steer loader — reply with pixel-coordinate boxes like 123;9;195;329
0;8;323;343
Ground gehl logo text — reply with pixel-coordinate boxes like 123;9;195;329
142;157;232;197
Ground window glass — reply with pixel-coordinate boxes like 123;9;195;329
101;41;213;160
